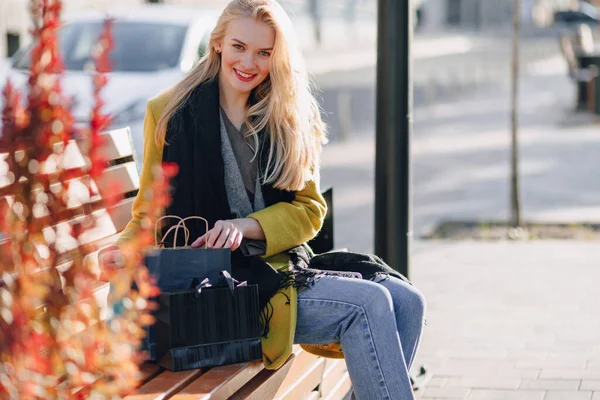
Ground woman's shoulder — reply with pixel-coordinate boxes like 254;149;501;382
147;87;177;119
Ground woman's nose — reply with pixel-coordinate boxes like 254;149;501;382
240;53;255;70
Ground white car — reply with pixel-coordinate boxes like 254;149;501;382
3;4;219;168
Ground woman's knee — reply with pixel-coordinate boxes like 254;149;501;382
384;278;427;320
360;281;395;319
407;285;426;321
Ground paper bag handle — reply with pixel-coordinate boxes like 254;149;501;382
154;215;209;249
155;215;185;247
173;216;209;249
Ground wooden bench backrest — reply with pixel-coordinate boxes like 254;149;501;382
0;127;139;275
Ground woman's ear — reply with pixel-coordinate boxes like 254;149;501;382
214;43;222;53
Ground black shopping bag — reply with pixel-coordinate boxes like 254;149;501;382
141;216;232;361
141;246;231;361
155;276;263;371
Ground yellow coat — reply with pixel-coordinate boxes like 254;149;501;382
116;89;343;369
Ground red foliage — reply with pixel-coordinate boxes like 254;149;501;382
0;0;171;398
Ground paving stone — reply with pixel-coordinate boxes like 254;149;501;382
466;389;545;400
543;391;592;400
426;377;449;388
539;370;600;380
443;377;521;390
518;380;580;390
581;381;600;391
515;360;587;369
421;387;470;399
592;393;600;400
434;349;509;360
429;360;539;378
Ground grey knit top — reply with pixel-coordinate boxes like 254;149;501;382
219;108;266;219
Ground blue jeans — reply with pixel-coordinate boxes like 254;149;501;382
294;275;426;400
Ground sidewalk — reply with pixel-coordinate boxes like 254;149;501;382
411;240;600;400
319;55;600;399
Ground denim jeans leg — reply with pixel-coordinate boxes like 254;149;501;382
294;276;415;400
376;276;426;369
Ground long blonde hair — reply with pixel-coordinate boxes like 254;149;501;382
155;0;327;191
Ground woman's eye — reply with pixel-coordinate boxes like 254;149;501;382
259;51;271;57
233;44;244;50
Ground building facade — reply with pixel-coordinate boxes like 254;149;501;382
419;0;583;31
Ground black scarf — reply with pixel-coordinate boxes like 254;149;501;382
161;78;296;314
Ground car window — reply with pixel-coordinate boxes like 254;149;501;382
580;2;599;18
13;21;187;72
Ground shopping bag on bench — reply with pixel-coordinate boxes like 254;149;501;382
142;216;262;371
141;216;231;361
155;270;262;371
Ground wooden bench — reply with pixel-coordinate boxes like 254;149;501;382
559;24;600;111
128;345;350;400
0;126;351;399
0;127;139;307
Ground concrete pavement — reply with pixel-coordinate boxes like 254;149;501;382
411;240;600;400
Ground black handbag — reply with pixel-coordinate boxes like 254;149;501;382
141;216;262;370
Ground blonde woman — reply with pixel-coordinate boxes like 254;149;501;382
101;1;425;398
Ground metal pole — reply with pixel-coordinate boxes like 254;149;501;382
375;0;412;277
509;0;522;227
308;0;322;46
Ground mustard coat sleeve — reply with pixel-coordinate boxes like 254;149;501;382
247;172;327;258
115;100;164;247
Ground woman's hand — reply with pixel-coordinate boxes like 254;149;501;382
98;246;125;281
191;219;244;250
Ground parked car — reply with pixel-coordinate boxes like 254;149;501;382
553;1;600;26
3;4;219;167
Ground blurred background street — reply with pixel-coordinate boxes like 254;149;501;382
2;0;600;398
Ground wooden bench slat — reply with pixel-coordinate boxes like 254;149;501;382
61;127;135;170
320;371;351;400
319;360;348;399
0;128;135;191
47;196;134;253
171;361;263;400
0;196;132;248
274;357;324;400
110;196;135;232
306;391;319;400
0;171;136;231
274;347;323;399
96;162;140;196
229;354;295;400
99;127;135;161
139;363;164;385
124;369;205;400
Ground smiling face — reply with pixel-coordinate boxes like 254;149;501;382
215;17;275;98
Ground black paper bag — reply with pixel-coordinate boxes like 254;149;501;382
144;247;231;291
155;283;263;371
141;247;231;361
